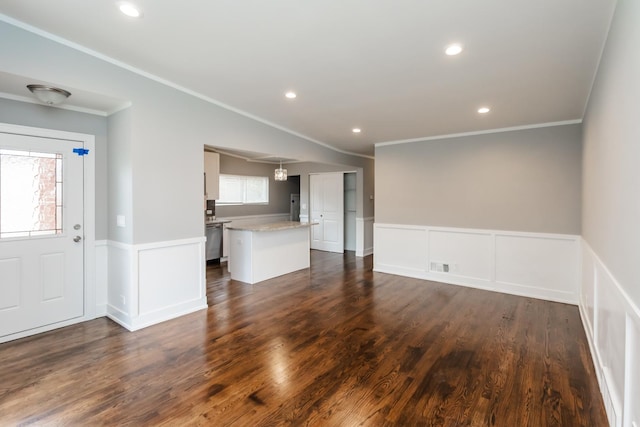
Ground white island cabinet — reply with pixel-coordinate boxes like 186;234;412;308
227;221;317;284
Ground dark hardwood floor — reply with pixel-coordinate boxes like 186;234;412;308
0;251;607;426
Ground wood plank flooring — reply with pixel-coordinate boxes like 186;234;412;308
0;251;607;426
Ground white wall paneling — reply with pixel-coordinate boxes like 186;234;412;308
356;217;375;257
218;213;290;260
430;230;493;281
106;237;207;331
374;224;428;275
106;241;134;327
624;314;640;427
495;234;579;303
580;241;640;427
95;240;108;317
374;223;580;304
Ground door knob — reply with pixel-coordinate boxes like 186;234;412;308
73;236;82;242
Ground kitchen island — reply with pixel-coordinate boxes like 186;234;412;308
227;221;317;284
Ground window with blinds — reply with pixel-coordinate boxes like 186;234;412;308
218;174;269;205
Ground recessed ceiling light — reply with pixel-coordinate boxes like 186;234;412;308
118;2;142;18
478;107;491;114
285;91;297;99
445;44;463;56
352;128;361;134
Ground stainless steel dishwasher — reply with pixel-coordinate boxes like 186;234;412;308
205;223;223;261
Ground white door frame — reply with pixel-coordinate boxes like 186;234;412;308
0;122;96;343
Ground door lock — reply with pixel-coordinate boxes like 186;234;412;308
74;224;82;230
73;236;82;243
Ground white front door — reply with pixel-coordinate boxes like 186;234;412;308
0;132;85;339
310;172;344;253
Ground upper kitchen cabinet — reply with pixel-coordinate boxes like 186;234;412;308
204;151;220;200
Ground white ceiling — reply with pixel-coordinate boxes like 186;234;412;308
0;0;616;157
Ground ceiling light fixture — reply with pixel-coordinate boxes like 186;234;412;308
352;128;361;134
445;44;463;56
274;160;288;181
477;107;491;114
285;91;297;99
26;84;71;105
118;2;142;18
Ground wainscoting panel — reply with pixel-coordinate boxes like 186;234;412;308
429;229;492;281
356;217;375;257
95;240;108;317
595;261;626;418
374;224;428;275
106;241;134;327
495;234;579;302
137;239;206;326
624;313;640;427
374;223;580;304
581;244;596;338
106;237;207;331
580;241;640;427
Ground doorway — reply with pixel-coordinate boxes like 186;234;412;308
289;175;301;221
310;172;344;253
344;173;356;251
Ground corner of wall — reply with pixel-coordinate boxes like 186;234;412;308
105;237;208;331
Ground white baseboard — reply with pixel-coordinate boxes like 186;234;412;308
108;299;207;332
106;237;207;331
580;240;640;427
374;223;580;304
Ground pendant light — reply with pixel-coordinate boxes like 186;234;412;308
274;160;287;181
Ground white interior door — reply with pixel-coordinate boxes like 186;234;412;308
0;132;84;339
310;173;344;253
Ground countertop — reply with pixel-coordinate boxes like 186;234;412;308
205;219;232;225
226;221;318;232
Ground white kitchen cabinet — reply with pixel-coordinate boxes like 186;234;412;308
204;151;220;200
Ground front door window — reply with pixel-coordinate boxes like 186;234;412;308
0;149;63;239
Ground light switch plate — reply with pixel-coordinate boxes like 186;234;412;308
116;215;126;227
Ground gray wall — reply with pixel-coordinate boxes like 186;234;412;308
582;0;640;307
107;108;132;243
0;98;109;240
286;162;368;219
0;20;374;245
215;153;296;217
375;124;582;234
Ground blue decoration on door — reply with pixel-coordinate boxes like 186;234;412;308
73;148;89;156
